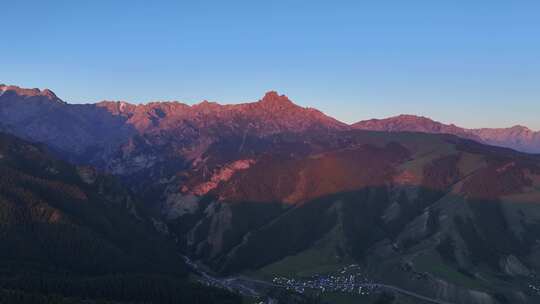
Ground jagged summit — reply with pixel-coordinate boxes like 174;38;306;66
195;100;219;107
0;84;63;103
509;125;533;132
258;91;294;106
96;91;294;111
394;114;428;119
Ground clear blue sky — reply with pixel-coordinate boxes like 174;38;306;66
2;1;539;129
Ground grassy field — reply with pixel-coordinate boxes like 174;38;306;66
254;247;352;279
252;225;353;280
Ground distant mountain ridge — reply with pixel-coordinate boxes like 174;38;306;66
353;114;540;153
1;84;538;154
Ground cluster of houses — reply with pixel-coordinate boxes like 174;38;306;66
528;283;540;295
271;264;377;295
526;273;540;296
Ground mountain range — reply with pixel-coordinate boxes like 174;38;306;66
1;84;538;157
2;84;540;304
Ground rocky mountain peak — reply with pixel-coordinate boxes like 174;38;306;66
394;114;431;121
0;84;64;103
509;125;533;132
258;91;294;108
193;100;220;110
41;88;59;99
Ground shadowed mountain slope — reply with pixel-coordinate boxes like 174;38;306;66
164;130;540;304
0;132;240;304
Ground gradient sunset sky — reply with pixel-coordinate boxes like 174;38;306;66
2;1;539;129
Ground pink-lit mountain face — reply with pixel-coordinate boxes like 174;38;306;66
353;114;540;154
0;84;64;102
0;86;348;173
1;85;539;157
96;90;347;135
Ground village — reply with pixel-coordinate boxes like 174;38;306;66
271;264;378;296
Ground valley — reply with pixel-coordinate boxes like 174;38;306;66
1;85;540;303
186;254;456;304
